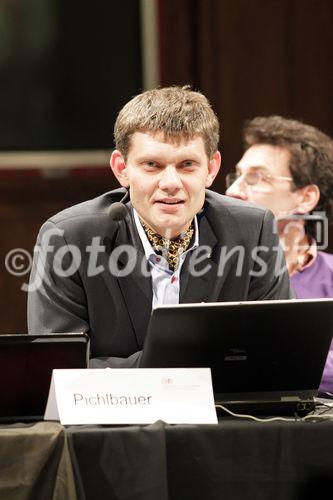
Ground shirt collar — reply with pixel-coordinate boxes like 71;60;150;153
296;238;318;272
133;208;199;261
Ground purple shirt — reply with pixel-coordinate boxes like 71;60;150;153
290;251;333;394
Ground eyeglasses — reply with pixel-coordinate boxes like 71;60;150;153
225;171;293;192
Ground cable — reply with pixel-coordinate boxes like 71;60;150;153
215;404;333;423
302;412;333;421
215;404;299;422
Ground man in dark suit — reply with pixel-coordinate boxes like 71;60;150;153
28;86;291;366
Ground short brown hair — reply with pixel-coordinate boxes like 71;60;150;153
243;116;333;226
114;86;219;159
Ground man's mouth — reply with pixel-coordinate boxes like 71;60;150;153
155;199;185;205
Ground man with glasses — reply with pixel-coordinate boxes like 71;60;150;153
226;115;333;393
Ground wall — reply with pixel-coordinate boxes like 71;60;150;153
159;0;333;249
0;169;118;332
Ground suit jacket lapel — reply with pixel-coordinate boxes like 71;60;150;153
180;214;219;303
101;208;152;348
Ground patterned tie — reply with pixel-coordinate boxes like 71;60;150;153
140;220;194;271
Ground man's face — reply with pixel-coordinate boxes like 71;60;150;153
225;144;299;219
111;132;220;238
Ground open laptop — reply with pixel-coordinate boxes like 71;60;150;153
140;299;333;415
0;333;89;421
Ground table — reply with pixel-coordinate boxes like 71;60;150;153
67;418;333;500
2;418;333;500
0;422;77;500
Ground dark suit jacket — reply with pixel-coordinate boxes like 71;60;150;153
27;188;291;367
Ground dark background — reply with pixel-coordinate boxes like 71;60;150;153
1;0;333;332
0;0;141;150
160;0;333;178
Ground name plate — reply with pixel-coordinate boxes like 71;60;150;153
44;368;218;425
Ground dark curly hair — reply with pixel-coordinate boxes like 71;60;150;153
243;116;333;235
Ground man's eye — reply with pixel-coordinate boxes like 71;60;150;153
182;161;194;168
260;174;273;183
144;161;158;168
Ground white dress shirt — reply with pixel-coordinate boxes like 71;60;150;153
133;208;199;308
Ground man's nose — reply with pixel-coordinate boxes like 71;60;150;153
225;177;248;201
159;166;183;191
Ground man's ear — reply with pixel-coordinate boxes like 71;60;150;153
295;184;320;214
205;151;221;188
110;150;130;188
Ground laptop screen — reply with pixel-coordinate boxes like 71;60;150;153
140;299;333;400
0;333;89;420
